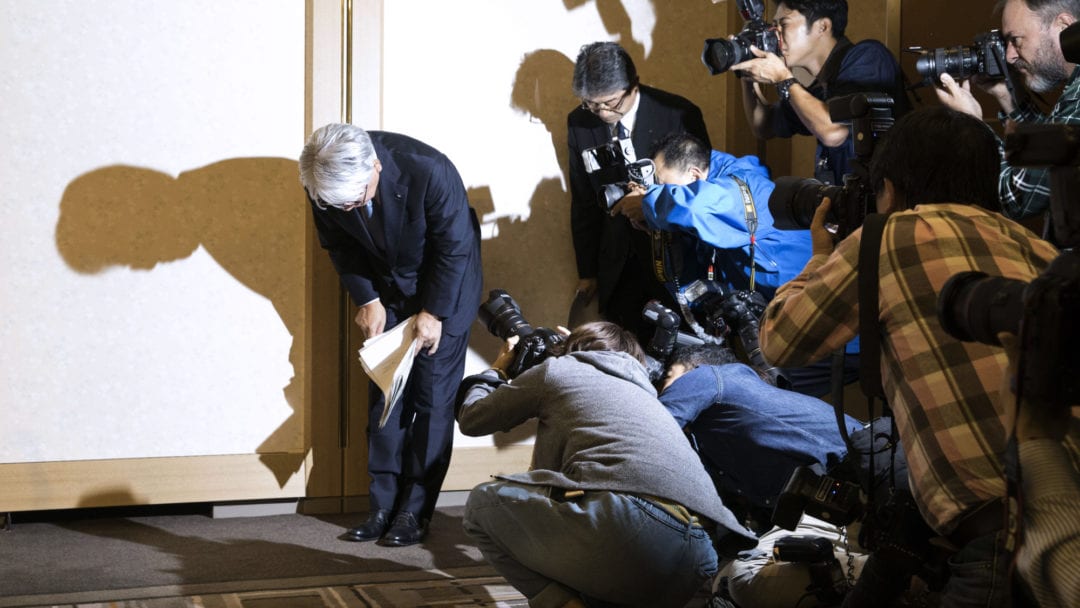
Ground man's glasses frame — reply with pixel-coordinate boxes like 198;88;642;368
580;84;636;113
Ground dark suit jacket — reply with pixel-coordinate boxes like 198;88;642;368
568;84;711;311
310;131;482;336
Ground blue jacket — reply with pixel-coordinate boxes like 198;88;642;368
660;363;861;510
642;151;812;299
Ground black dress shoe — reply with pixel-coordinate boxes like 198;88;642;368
341;509;392;542
377;511;427;547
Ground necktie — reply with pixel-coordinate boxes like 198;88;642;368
616;121;637;162
362;201;385;251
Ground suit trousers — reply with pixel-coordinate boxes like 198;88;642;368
366;315;471;522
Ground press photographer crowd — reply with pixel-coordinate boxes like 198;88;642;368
299;1;1080;607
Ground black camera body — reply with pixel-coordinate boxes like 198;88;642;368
679;279;784;385
769;93;896;240
770;175;873;240
702;0;779;75
581;139;656;210
774;535;849;605
912;30;1007;87
772;463;864;531
640;300;704;361
477;289;566;379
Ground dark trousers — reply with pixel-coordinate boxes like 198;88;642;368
366;318;471;522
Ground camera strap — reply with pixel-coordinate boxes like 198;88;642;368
858;213;888;403
731;175;758;291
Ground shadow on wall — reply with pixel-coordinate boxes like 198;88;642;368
54;158;306;487
471;47;582;367
476;0;729;347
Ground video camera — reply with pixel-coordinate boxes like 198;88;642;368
477;289;566;379
769;93;897;240
702;0;780;75
909;30;1007;88
581;138;656;210
937;123;1080;409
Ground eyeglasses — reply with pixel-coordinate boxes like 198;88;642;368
339;182;370;212
580;87;634;113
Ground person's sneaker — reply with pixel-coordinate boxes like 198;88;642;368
377;511;427;547
340;509;391;542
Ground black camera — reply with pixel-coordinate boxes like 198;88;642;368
774;535;849;605
702;0;780;75
640;300;704;362
679;279;784;386
581;139;656;210
772;463;864;532
910;30;1007;87
937;256;1080;409
477;289;566;379
769;93;896;239
936;123;1080;410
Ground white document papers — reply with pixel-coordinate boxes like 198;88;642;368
358;315;419;429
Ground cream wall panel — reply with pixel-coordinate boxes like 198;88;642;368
1;1;307;464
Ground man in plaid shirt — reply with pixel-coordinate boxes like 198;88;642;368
936;0;1080;234
759;107;1060;605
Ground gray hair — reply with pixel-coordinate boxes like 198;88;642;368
299;123;377;209
571;41;638;99
998;0;1080;21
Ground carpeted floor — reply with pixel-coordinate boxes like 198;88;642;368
8;571;528;608
0;504;513;608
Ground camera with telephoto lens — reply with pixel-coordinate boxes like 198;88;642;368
769;93;897;240
679;279;785;385
910;30;1007;88
774;535;849;605
581;139;656;210
477;289;566;379
702;0;780;75
936;122;1080;410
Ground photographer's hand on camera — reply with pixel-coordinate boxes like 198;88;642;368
354;299;387;342
810;196;837;257
610;182;648;231
490;335;520;381
934;73;996;118
732;44;793;86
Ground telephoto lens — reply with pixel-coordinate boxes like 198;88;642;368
936;271;1025;346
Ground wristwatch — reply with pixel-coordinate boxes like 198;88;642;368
776;78;799;101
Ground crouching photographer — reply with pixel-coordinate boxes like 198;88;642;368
758;106;1059;607
456;319;757;608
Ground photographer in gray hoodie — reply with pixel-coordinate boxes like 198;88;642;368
457;321;756;608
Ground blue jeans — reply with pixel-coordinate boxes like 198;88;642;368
463;480;719;608
941;530;1011;608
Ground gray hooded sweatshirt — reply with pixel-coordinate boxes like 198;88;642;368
458;349;757;554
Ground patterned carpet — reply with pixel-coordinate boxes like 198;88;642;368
15;574;528;608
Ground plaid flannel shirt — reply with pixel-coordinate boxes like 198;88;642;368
759;205;1059;533
998;66;1080;220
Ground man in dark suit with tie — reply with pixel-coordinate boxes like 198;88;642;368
300;124;482;547
568;41;711;341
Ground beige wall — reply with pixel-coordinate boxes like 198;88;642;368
1;0;915;510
